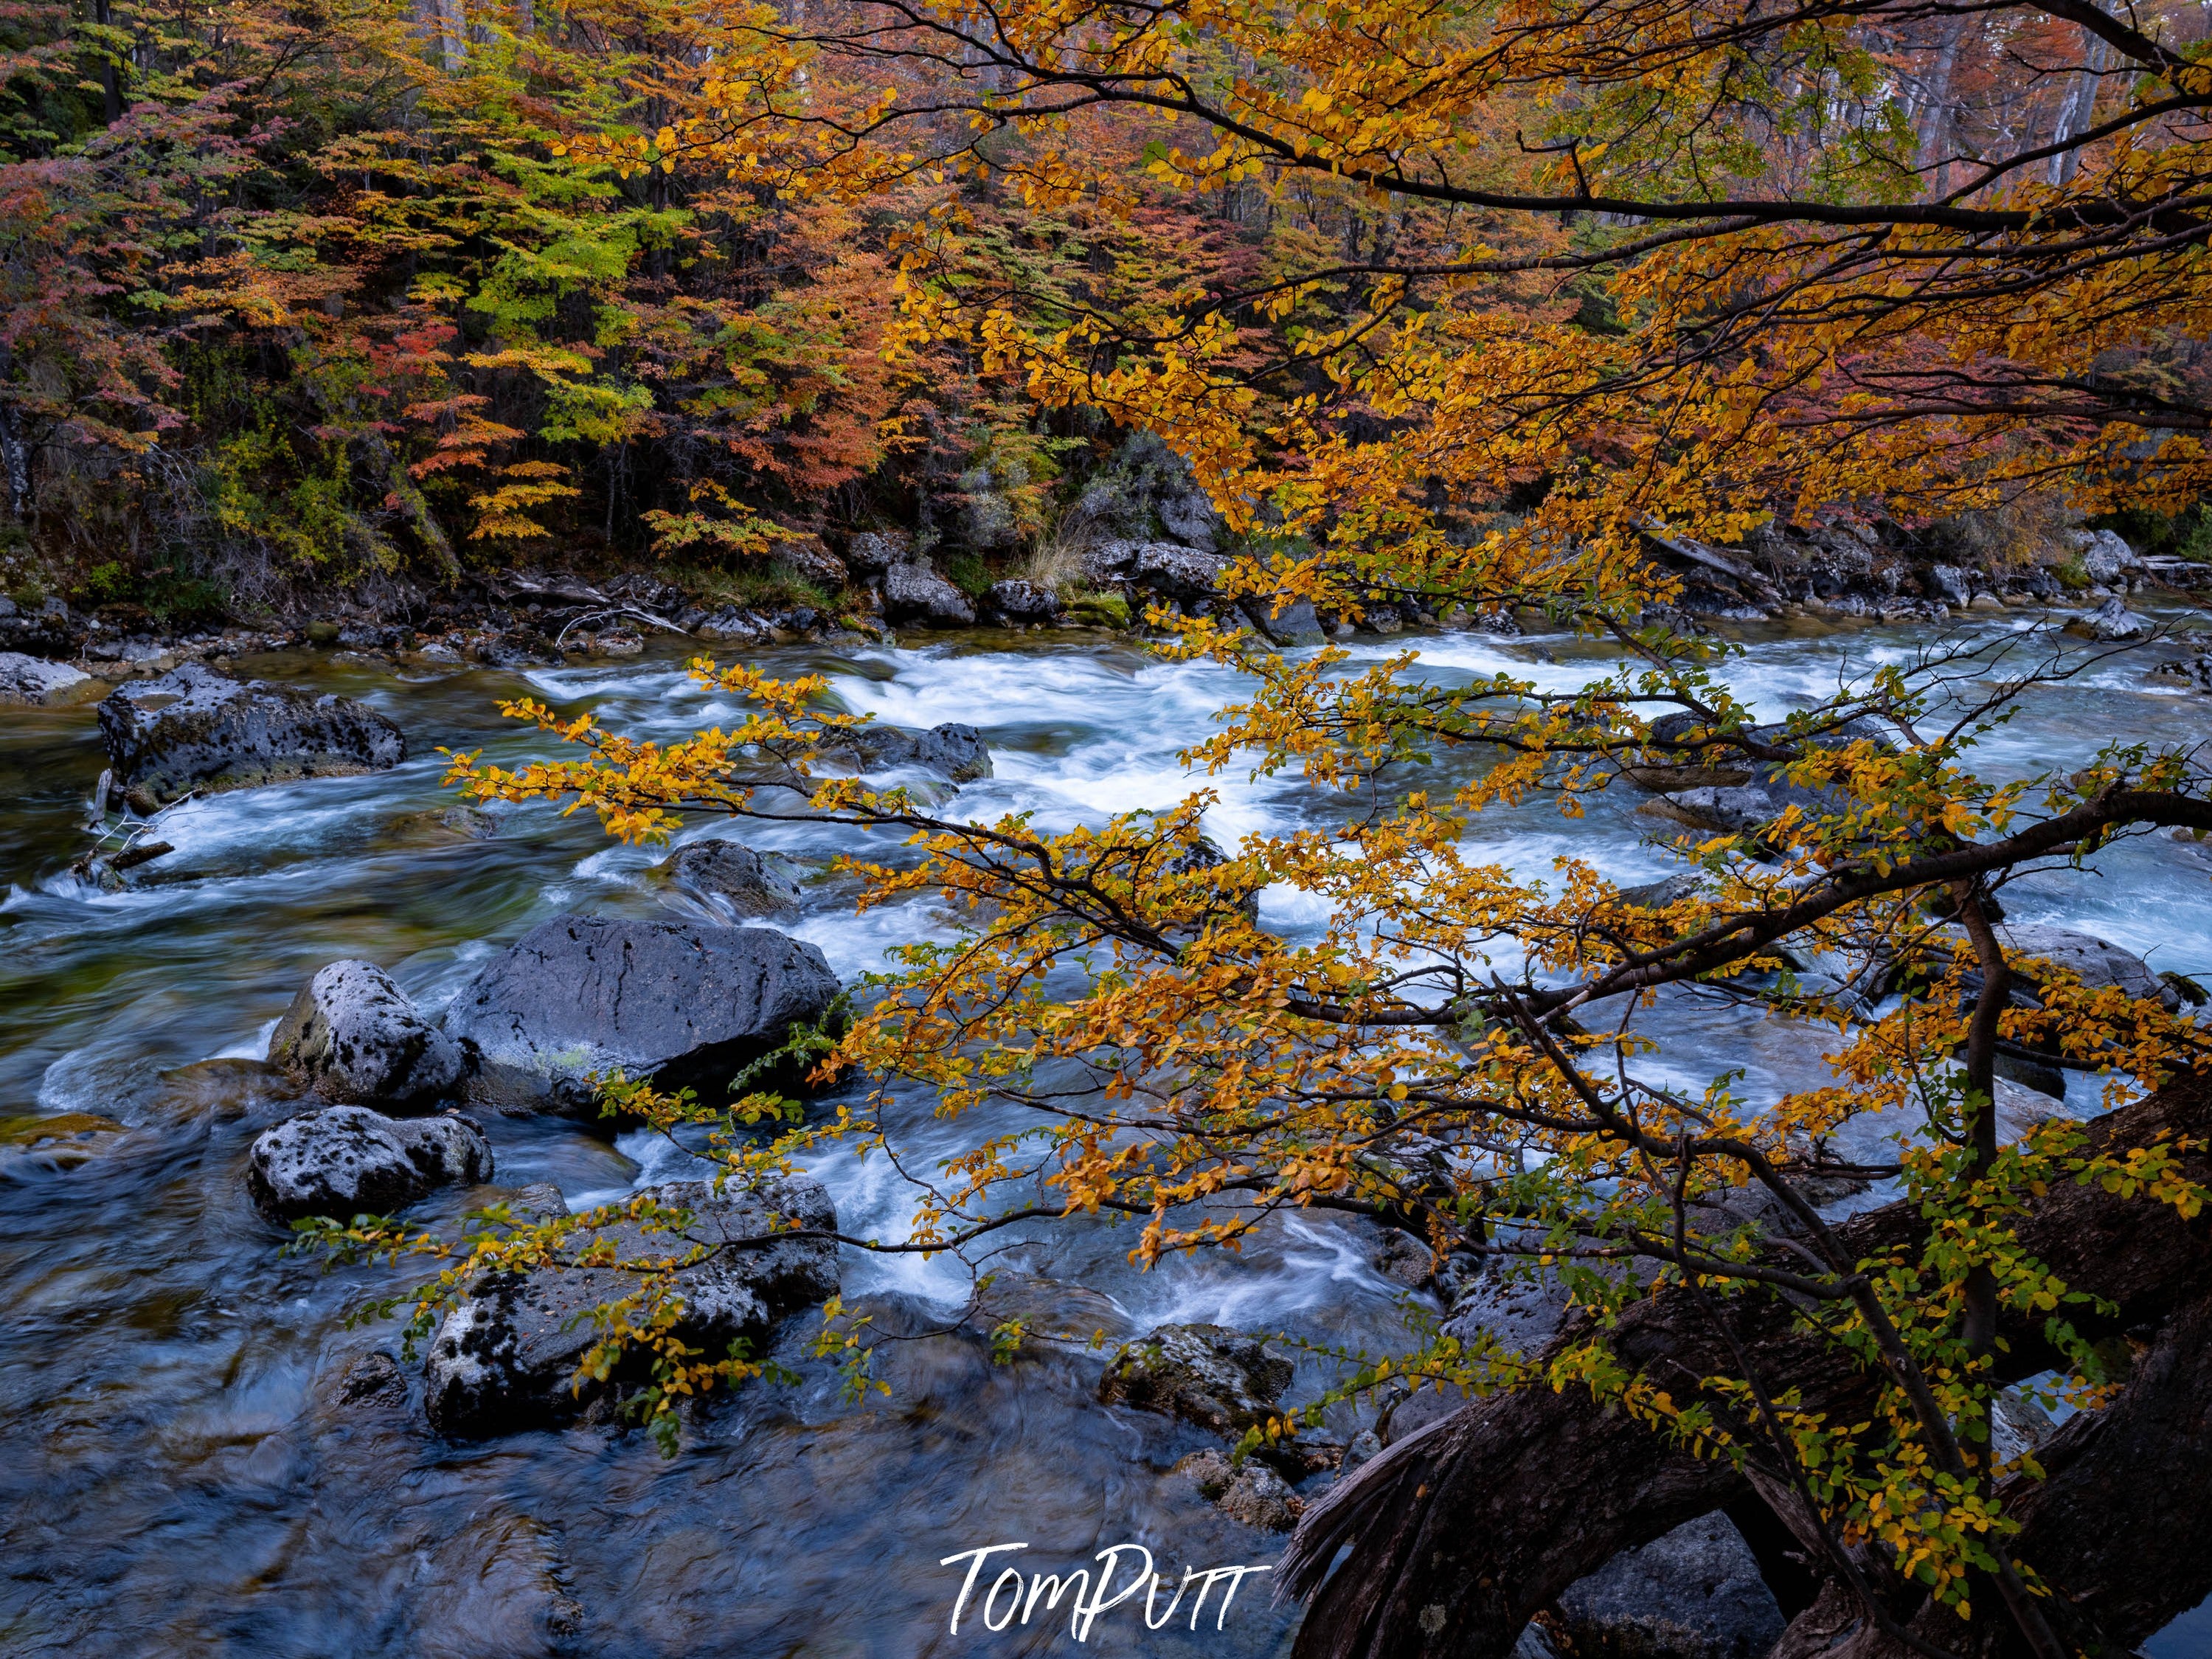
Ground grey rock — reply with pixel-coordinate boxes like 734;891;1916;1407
984;578;1061;623
1157;490;1221;552
662;839;803;920
881;561;977;627
437;915;840;1110
1927;564;1974;607
2065;595;2150;641
1617;873;1709;910
820;721;992;783
1556;1512;1786;1659
2075;528;2141;583
1079;538;1143;583
912;722;992;782
247;1106;491;1224
842;529;915;574
269;960;468;1106
1099;1323;1292;1436
1239;592;1326;648
1976;923;2177;1011
0;651;91;706
696;608;763;644
1215;1461;1302;1531
774;533;848;590
97;662;404;808
422;1174;838;1435
1442;1264;1570;1355
1129;541;1230;600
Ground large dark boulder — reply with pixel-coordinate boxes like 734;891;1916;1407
247;1106;491;1224
661;839;803;921
97;662;404;810
437;916;839;1110
421;1174;839;1435
881;561;977;626
268;960;468;1106
1556;1513;1786;1659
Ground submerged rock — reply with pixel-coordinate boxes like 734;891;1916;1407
97;662;404;810
1099;1323;1293;1436
422;1174;839;1435
662;839;804;921
881;561;977;627
0;651;92;707
1556;1511;1786;1659
1171;1450;1304;1531
437;915;840;1111
269;960;468;1106
819;721;993;783
247;1106;491;1224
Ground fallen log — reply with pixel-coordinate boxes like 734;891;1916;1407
1280;1074;2212;1659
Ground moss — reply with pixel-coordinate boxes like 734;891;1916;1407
1068;591;1130;628
2053;556;2092;592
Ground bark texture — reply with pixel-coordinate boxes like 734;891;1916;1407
1281;1076;2212;1659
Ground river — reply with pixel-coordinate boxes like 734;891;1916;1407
3;613;2209;1657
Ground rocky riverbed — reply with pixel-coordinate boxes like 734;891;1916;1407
4;609;2212;1658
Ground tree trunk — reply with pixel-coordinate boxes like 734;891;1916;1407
1280;1075;2212;1659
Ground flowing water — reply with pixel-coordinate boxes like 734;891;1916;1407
3;612;2209;1658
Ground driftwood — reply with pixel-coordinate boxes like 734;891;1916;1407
1280;1075;2212;1659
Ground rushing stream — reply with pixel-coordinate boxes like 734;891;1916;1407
4;612;2211;1658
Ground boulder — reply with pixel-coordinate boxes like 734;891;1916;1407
2065;595;2151;641
842;529;914;575
820;721;992;783
881;561;977;627
422;1174;839;1435
1238;592;1327;648
269;960;468;1106
2074;528;2142;584
983;578;1062;623
437;915;840;1110
661;839;803;921
1157;489;1221;552
97;662;405;810
1128;541;1229;601
773;533;848;591
1973;922;2177;1011
1080;538;1143;584
1556;1512;1786;1659
1926;564;1974;608
1099;1323;1293;1436
1441;1264;1572;1355
247;1106;492;1224
0;651;91;707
